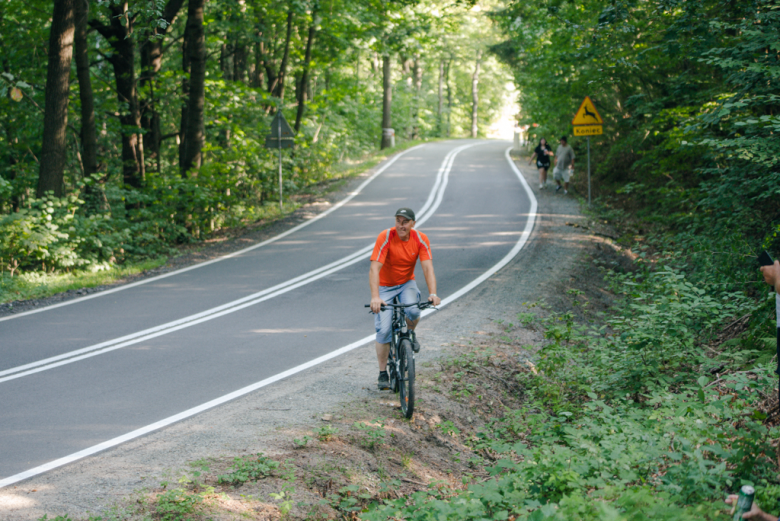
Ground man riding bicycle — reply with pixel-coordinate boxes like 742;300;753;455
370;208;441;390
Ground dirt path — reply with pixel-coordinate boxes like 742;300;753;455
0;150;619;520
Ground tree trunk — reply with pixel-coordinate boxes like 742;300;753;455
140;0;185;171
181;0;206;176
73;0;96;178
294;6;318;133
74;0;105;209
38;0;75;198
264;38;278;94
445;56;452;137
412;55;422;139
252;38;265;88
234;42;248;83
380;54;393;149
179;20;190;169
220;42;233;81
90;2;145;191
471;50;481;139
274;9;294;100
437;58;444;136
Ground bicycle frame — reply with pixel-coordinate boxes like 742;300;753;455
366;298;433;418
387;297;410;389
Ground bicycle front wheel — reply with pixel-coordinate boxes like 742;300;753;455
398;339;415;419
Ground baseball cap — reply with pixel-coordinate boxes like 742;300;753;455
395;208;416;221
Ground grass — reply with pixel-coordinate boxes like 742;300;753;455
0;257;167;305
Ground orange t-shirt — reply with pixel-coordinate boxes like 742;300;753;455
371;228;432;287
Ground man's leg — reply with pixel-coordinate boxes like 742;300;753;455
374;284;400;389
375;342;390;371
399;280;422;352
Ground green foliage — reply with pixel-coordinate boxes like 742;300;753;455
493;0;780;278
325;484;376;513
216;453;280;485
293;435;312;448
353;420;386;451
270;486;295;517
0;192;123;273
438;420;460;437
156;488;204;521
314;424;339;442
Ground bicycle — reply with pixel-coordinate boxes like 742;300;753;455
366;298;434;419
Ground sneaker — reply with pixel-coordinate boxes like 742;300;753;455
563;190;568;195
555;185;562;193
539;183;544;189
410;331;421;353
377;371;390;390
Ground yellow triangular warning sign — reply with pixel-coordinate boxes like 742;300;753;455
572;96;603;125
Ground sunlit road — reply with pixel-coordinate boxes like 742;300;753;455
0;139;535;485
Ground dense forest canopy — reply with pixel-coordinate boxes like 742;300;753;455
0;0;513;279
493;0;780;267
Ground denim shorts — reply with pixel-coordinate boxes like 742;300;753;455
374;280;421;344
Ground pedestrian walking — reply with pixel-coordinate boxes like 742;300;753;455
528;138;553;189
553;136;575;195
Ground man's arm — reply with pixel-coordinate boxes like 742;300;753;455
420;259;441;306
761;260;780;294
369;261;385;313
725;495;778;521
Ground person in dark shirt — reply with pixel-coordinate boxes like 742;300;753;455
528;138;553;189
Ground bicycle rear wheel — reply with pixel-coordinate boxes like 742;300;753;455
398;339;415;418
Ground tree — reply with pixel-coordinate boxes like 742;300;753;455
294;2;319;133
274;8;294;99
470;49;480;138
90;2;145;190
380;54;393;148
180;0;206;175
37;0;75;197
73;0;105;210
139;0;186;171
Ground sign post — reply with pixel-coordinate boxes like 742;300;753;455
571;96;603;206
584;135;593;206
265;108;295;211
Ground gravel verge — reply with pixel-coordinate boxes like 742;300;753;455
0;148;604;520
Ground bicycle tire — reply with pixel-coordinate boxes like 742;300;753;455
398;339;415;418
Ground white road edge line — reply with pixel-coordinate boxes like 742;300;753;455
0;144;534;489
0;144;426;323
0;143;480;383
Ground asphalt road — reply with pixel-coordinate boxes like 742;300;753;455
0;139;535;485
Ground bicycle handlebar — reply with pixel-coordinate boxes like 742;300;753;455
364;300;436;312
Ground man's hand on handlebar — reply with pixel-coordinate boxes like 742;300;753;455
428;294;441;307
370;296;386;314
